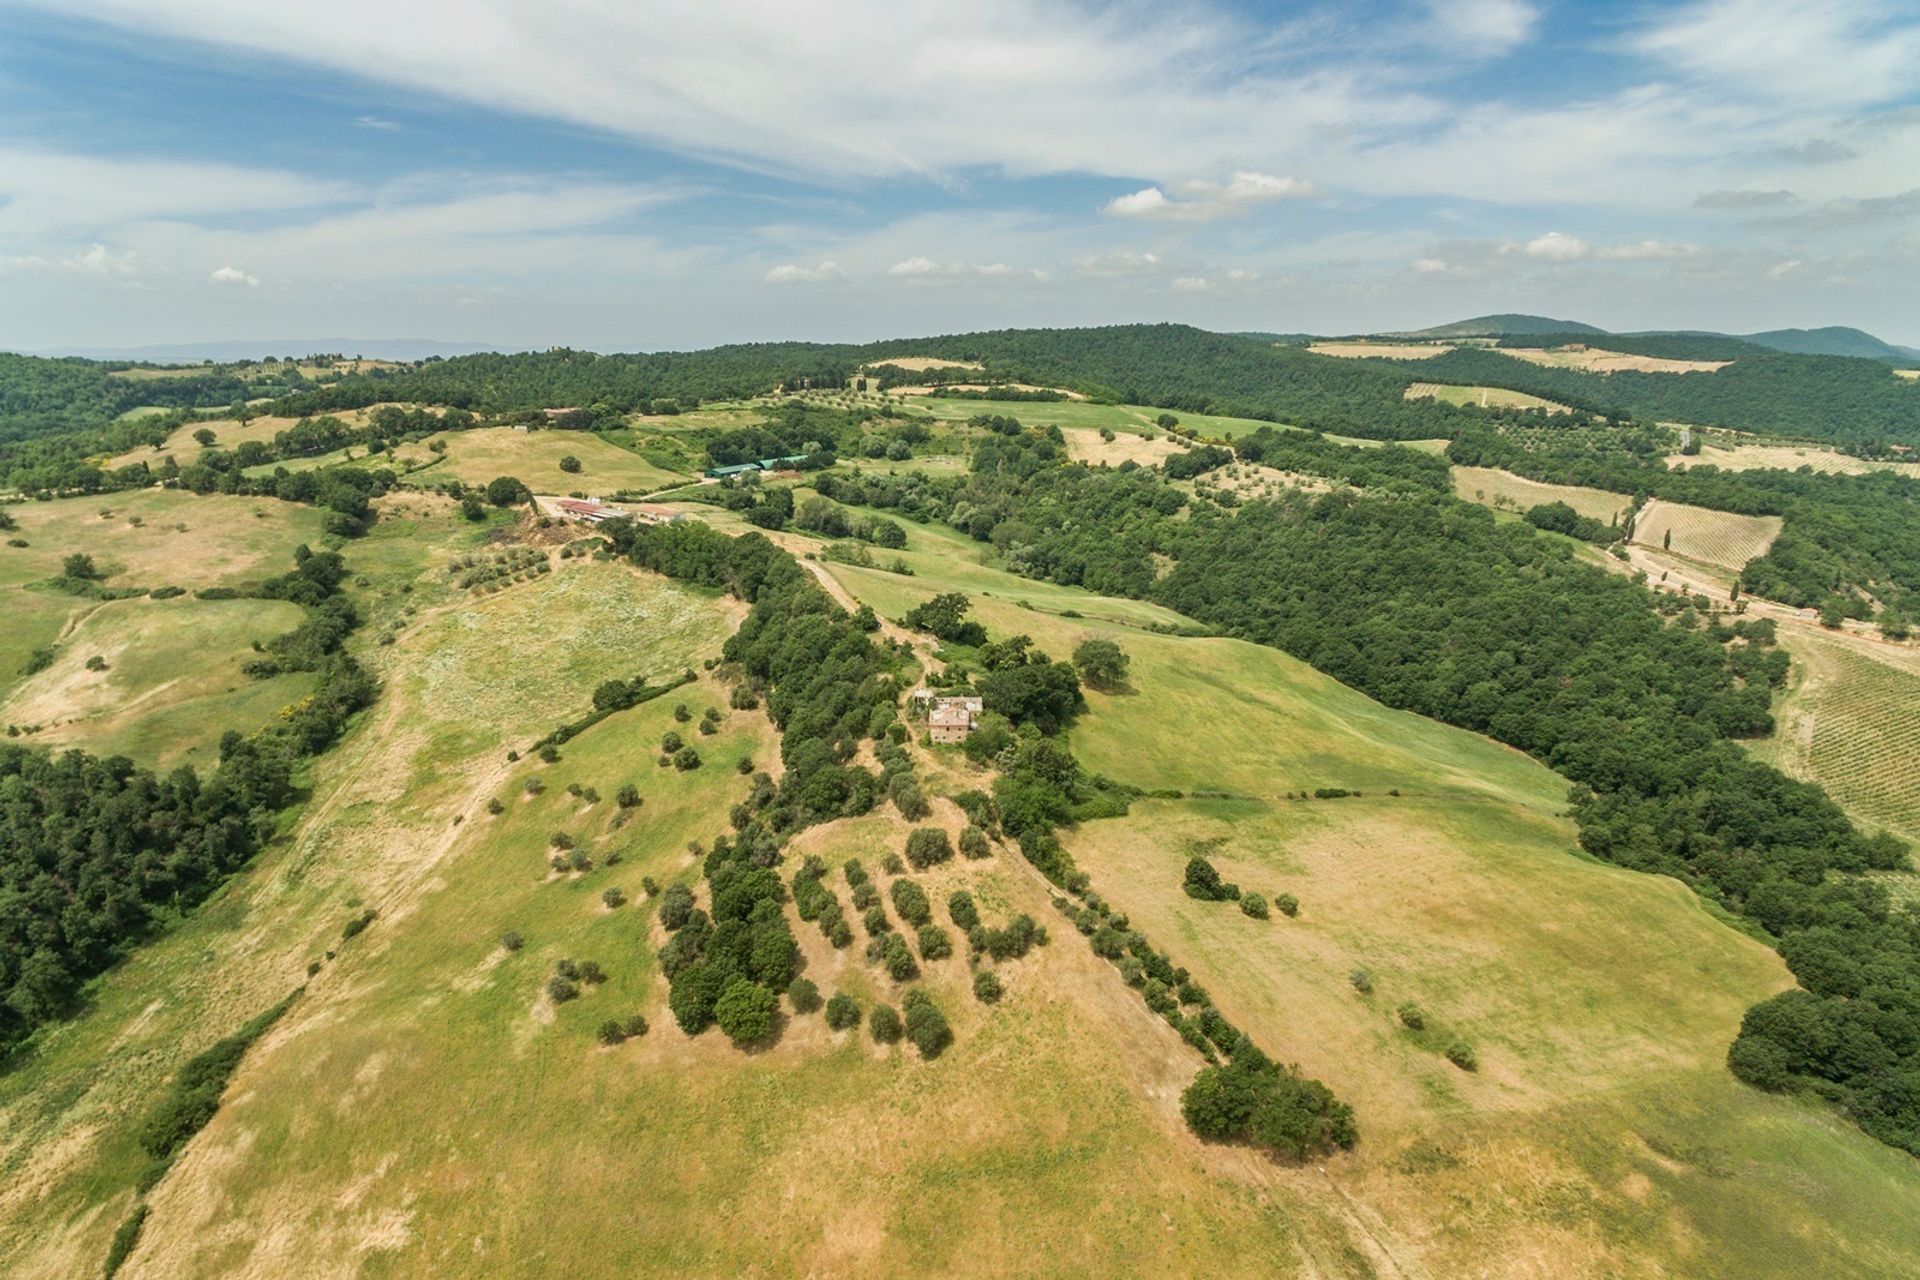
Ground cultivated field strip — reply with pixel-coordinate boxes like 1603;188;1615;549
1630;497;1782;572
1450;466;1630;522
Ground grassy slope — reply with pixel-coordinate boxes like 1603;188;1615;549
803;533;1920;1277
393;427;682;496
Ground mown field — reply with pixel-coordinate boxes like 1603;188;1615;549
1406;382;1572;414
392;427;684;495
1667;439;1920;479
1630;497;1782;571
1450;465;1630;523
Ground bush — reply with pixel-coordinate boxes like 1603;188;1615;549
622;1013;649;1038
825;992;862;1030
500;930;524;952
958;826;992;860
658;883;695;930
869;932;921;981
870;1003;904;1044
547;975;579;1003
1398;1002;1425;1031
904;827;953;869
617;784;641;808
598;1019;626;1045
341;909;377;940
1183;855;1238;901
487;797;505;815
1180;1045;1356;1160
973;970;1004;1003
1239;893;1270;920
1275;893;1299;918
1445;1038;1478;1071
917;925;953;961
713;976;779;1044
578;959;606;984
551;831;575;850
889;878;932;926
1349;969;1373;995
948;890;981;930
103;1204;148;1279
673;746;702;771
602;886;626;909
863;904;891;935
902;988;952;1058
788;977;822;1013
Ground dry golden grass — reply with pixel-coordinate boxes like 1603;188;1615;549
1309;342;1451;359
1666;441;1920;479
103;408;396;470
1631;497;1782;571
863;356;984;372
1894;369;1918;380
394;427;681;495
1451;466;1630;522
1406;383;1572;413
1060;426;1181;467
1498;347;1729;375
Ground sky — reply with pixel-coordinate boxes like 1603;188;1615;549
1;0;1917;353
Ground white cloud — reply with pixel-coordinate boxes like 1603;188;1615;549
1171;276;1211;292
1074;250;1161;277
1104;171;1314;222
356;115;400;131
887;257;1031;284
1631;0;1920;109
1411;256;1452;274
209;266;260;287
1419;0;1540;57
1768;258;1803;278
763;260;845;285
1520;231;1590;260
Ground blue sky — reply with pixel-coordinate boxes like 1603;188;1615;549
2;0;1917;352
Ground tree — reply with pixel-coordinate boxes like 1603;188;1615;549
62;552;102;581
902;988;952;1058
1239;892;1269;920
825;993;862;1030
714;976;779;1044
559;455;582;473
869;1003;903;1044
1072;638;1130;691
192;427;217;447
973;970;1004;1003
486;475;529;507
788;977;822;1013
903;592;986;644
904;828;953;869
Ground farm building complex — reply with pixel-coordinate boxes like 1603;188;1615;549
911;688;983;743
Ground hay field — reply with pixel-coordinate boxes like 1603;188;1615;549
1667;440;1920;479
1894;369;1918;380
1498;347;1729;374
1406;382;1573;413
1060;426;1182;467
1308;342;1451;359
103;411;399;470
0;597;312;768
397;427;681;495
1750;631;1920;846
862;355;984;372
1451;466;1630;522
1631;497;1782;571
0;490;326;592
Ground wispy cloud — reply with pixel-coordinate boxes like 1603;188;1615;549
1104;172;1315;222
209;265;260;287
763;260;845;285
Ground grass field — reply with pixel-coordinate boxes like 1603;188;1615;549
1451;466;1631;522
11;449;1920;1277
0;596;312;768
102;412;392;471
1060;426;1183;467
1497;347;1729;375
1308;342;1451;359
394;427;682;496
1750;630;1920;847
1667;440;1920;479
1407;382;1573;413
1631;497;1782;571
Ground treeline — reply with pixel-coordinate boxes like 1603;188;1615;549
1403;347;1920;447
1451;429;1920;618
0;550;376;1053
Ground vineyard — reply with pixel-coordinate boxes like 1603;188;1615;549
1630;497;1782;571
1760;636;1920;846
1450;465;1630;522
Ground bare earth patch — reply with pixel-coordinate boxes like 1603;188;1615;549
1497;347;1729;375
1061;427;1181;467
1309;343;1452;359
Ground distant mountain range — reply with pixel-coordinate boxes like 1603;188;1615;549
1383;314;1919;362
23;338;513;363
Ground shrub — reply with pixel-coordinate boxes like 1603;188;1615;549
1398;1002;1425;1031
598;1019;626;1045
890;774;931;820
622;1014;649;1038
869;1003;904;1044
487;797;505;815
713;976;779;1044
825;993;862;1030
641;876;660;897
902;988;953;1058
851;881;880;910
958;826;992;860
1239;893;1270;920
602;886;626;909
538;744;560;764
578;960;606;984
341;909;377;940
1183;856;1238;901
525;777;544;795
1445;1038;1478;1071
103;1204;148;1279
863;904;891;935
1349;969;1373;995
917;925;953;961
662;730;683;753
568;849;593;872
1276;893;1299;918
500;930;524;952
948;890;981;930
617;784;641;808
889;878;932;926
788;977;822;1013
546;975;579;1003
881;853;906;876
673;703;692;722
673;746;702;771
973;970;1004;1003
658;883;695;930
904;827;953;869
550;831;574;850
